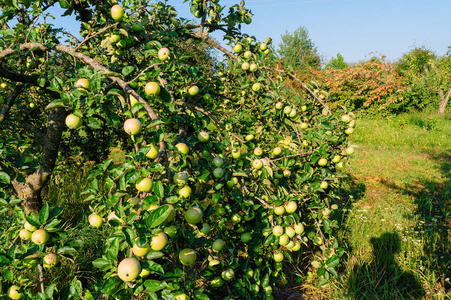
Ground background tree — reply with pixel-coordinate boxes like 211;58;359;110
326;53;349;70
278;26;321;71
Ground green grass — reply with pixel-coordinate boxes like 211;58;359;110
331;111;451;300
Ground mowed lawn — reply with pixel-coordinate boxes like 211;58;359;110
330;112;451;300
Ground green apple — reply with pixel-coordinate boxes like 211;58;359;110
0;82;7;89
132;241;150;257
212;239;225;252
213;167;224;178
132;22;144;32
285;201;297;213
241;62;250;71
241;232;252;243
135;177;153;192
74;78;90;90
275;102;283;109
7;285;22;299
118;258;141;282
345;127;354;135
222;268;235;281
198;131;209;142
29;102;35;108
346;146;355;155
291;241;301;251
283;169;291;177
146;144;159;159
178;185;192;198
24;221;37;232
175;293;189;300
249;63;258;72
31;229;49;245
145;82;160;96
260;43;267;51
300;122;308;129
109;34;121;43
244;50;252;59
175;143;189;155
245;134;254;141
211;276;224;288
341;114;351;123
123;118;142;135
232;148;241;159
274;206;285;215
301;105;307;111
174;172;189;185
185;206;202;224
19;229;32;240
212;156;224;167
253;147;263;156
320;181;328;189
252;82;261;92
88;213;103;228
252;159;263;170
179;248;196;266
233;44;242;53
111;4;125;22
151;231;168;250
279;234;289;246
285;227;296;238
272;225;283;237
318;158;328;166
65;114;82;129
273;146;282;156
273;252;284;262
188;85;200;96
332;155;341;163
200;223;211;235
43;253;59;268
283;106;291;114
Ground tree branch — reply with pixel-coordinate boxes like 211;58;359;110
0;84;24;123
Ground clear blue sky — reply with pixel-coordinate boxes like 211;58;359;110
47;0;451;64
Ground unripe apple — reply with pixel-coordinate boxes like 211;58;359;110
151;231;168;251
252;82;261;92
336;161;345;169
285;201;297;213
31;229;49;245
341;114;351;123
213;156;224;167
245;134;254;141
213;167;224;178
320;181;329;189
346;146;355;155
260;43;267;51
200;223;211;235
283;106;291;114
345;127;354;135
249;63;258;72
24;221;37;232
146;144;159;159
241;62;250;71
272;225;283;237
185;206;203;224
212;239;225;252
65;114;83;129
135;177;153;192
175;143;189;155
332;155;341;163
283;169;291;178
88;213;103;228
43;253;59;268
0;82;7;89
274;206;285;215
174;172;189;185
301;105;307;111
7;285;22;300
145;82;160;96
253;147;263;156
19;229;32;240
300;122;308;129
294;223;304;234
123;118;142;135
111;4;125;22
29;102;35;108
179;248;196;266
252;159;263;170
244;50;252;59
232;148;241;159
198;131;209;142
273;252;284;262
188;85;199;96
275;102;283;109
179;185;192;198
222;268;235;281
109;34;121;43
117;258;141;282
233;44;243;53
75;78;90;90
273;147;282;156
289;108;297;118
158;47;170;61
279;234;289;246
285;227;296;238
318;158;328;166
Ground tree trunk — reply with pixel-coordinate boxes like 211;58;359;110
438;88;451;115
12;107;67;214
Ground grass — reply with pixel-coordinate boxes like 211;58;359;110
329;111;451;300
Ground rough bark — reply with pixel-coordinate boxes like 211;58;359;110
12;106;67;214
438;88;450;115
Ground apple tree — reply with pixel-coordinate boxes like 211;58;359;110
0;0;355;299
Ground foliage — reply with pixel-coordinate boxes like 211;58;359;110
325;53;349;70
0;1;354;299
278;26;321;71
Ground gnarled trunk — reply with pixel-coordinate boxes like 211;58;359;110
438;88;450;115
12;107;67;214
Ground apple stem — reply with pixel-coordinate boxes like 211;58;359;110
37;261;45;293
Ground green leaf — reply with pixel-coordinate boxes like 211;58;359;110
146;260;164;275
145;250;164;260
49;207;63;219
57;247;77;255
146;205;171;228
101;277;123;295
326;256;339;268
105;237;120;260
0;171;10;184
26;213;40;227
4;269;13;281
143;280;167;292
39;203;50;225
92;257;112;271
122;226;135;246
194;292;210;300
45;99;69;110
45;283;57;299
154;181;164;198
122;66;135;76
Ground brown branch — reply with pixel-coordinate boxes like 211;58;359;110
260;66;332;114
75;23;119;52
37;261;45;293
0;84;24;123
189;31;240;62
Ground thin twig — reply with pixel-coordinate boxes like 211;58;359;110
75;23;119;51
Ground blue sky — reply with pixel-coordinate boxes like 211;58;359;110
46;0;451;64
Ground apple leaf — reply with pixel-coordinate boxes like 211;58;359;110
122;226;135;246
26;213;40;227
146;260;164;275
143;280;167;292
122;66;134;76
93;257;113;271
146;205;171;228
39;203;49;224
44;283;57;299
194;292;210;300
0;171;10;184
3;269;13;281
145;250;164;260
154;181;164;198
101;277;124;295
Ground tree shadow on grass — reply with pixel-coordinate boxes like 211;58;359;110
380;151;451;295
347;232;425;299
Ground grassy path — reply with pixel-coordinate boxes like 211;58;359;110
332;113;451;299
